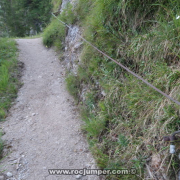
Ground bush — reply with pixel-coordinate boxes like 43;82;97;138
43;17;66;48
43;2;76;48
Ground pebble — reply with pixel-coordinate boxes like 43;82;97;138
32;113;36;116
6;172;13;177
76;174;83;179
101;90;106;96
13;160;17;164
85;164;91;168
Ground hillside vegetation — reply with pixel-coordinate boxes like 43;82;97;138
43;0;180;179
0;38;21;159
0;0;52;37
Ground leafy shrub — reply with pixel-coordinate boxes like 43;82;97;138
43;17;65;48
61;3;76;25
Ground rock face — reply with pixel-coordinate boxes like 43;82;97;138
64;25;83;74
58;0;95;104
59;0;83;74
61;0;71;10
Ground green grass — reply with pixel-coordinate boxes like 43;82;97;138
13;33;43;39
43;2;77;49
0;131;3;159
65;73;79;101
52;0;62;12
46;0;180;179
43;14;66;49
66;0;180;179
0;38;21;159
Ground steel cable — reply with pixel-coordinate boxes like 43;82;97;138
52;13;180;106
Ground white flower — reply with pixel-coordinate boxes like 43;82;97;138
176;16;180;20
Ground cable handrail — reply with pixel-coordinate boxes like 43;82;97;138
52;12;180;106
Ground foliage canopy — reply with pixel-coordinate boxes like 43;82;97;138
0;0;52;37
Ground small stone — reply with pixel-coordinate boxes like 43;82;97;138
101;90;106;96
6;172;13;177
76;174;83;179
13;160;17;164
32;113;36;116
85;164;91;168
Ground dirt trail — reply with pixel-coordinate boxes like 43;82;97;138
0;38;99;180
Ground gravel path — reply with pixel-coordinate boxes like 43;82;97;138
0;38;99;180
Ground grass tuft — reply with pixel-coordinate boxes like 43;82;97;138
43;17;66;48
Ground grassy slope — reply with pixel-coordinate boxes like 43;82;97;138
44;0;180;179
0;38;22;159
52;0;62;12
